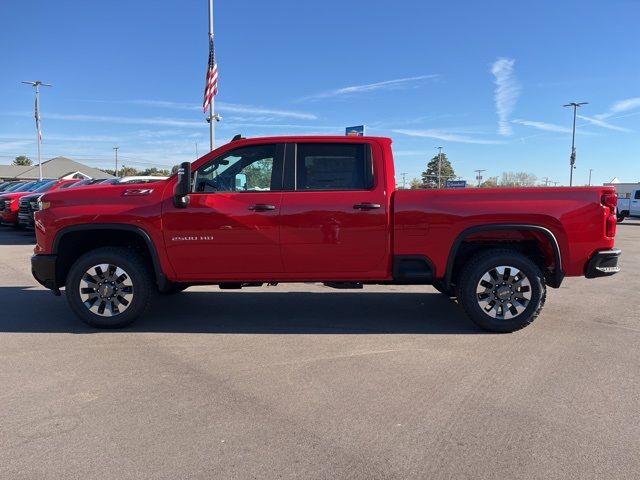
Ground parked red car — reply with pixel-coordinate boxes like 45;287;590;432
1;179;77;227
32;136;620;332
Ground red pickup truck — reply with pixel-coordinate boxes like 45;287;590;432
32;136;621;332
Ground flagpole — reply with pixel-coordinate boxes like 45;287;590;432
208;0;214;151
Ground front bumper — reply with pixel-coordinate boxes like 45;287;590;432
1;212;18;225
32;254;59;290
585;249;621;279
18;213;35;228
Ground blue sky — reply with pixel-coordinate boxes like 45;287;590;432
1;0;639;186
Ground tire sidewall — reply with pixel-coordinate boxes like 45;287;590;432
66;248;150;328
459;252;545;333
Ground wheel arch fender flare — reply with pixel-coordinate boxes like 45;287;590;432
52;223;170;290
444;224;564;289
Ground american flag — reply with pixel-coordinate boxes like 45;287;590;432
35;95;42;141
203;36;218;112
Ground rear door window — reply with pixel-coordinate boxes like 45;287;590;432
295;143;373;191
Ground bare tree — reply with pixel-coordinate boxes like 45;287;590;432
500;171;538;187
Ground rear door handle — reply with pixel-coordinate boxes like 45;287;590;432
353;202;381;210
248;204;276;211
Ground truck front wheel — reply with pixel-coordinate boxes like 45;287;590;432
65;247;153;328
457;249;546;333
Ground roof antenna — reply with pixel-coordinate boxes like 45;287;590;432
231;134;244;142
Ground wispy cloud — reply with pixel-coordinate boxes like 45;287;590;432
44;112;204;128
86;99;318;120
594;96;640;120
491;58;521;136
512;119;572;133
577;114;632;132
609;97;640;115
393;129;506;145
218;103;317;120
301;75;439;101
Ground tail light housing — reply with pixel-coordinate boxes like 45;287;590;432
602;193;617;238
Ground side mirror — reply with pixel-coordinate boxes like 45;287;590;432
174;161;192;208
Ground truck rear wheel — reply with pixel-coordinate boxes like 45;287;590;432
65;247;152;328
432;279;456;298
457;249;546;333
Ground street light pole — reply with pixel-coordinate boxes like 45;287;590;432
113;147;119;177
22;80;52;181
563;101;588;186
588;168;593;186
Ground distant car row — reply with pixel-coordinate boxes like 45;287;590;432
0;176;167;228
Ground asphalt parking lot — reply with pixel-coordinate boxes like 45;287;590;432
0;221;638;480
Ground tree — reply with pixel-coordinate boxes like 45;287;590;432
420;153;455;188
480;177;499;188
118;165;139;177
13;155;32;166
409;178;422;189
141;167;171;177
500;171;538;187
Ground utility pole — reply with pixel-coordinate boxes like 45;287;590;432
475;169;486;187
22;80;52;181
195;142;199;159
400;172;408;189
588;168;593;186
563;101;588;186
113;147;119;177
436;146;443;188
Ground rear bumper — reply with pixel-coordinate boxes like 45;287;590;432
585;249;621;278
32;254;59;290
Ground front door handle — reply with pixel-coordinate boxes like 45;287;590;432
353;202;381;210
248;204;276;212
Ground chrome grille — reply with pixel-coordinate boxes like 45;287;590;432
19;198;30;215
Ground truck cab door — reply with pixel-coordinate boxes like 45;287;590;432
279;141;390;279
162;143;285;280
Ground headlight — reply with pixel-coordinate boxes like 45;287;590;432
38;200;51;210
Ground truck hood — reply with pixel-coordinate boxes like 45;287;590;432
41;182;169;207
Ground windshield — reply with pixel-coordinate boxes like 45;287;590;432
33;180;57;193
10;182;36;192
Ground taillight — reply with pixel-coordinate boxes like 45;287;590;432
602;193;617;237
602;193;617;210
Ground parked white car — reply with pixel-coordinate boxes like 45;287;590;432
617;189;640;222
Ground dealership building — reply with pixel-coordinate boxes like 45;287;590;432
0;156;114;181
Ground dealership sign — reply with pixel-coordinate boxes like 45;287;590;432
345;125;365;136
446;180;467;188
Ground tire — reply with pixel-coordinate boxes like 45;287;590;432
65;247;153;328
617;214;625;223
432;279;456;298
456;249;546;333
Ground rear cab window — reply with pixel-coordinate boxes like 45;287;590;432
293;143;374;191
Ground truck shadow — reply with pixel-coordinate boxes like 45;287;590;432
0;227;35;245
0;287;485;334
